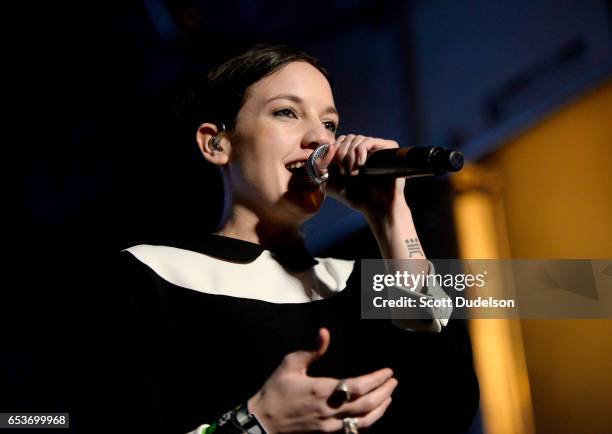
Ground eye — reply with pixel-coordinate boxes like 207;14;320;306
323;121;338;133
273;108;297;118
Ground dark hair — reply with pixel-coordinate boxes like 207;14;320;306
179;45;331;134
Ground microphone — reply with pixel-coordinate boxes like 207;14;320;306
306;145;464;185
358;146;464;177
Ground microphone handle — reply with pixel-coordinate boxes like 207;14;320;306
360;146;464;177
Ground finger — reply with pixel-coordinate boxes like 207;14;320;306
343;367;394;397
362;138;399;154
341;135;362;174
315;327;331;357
333;134;354;175
346;135;367;175
332;134;351;175
354;396;392;429
317;417;344;434
355;138;399;173
355;142;368;168
375;139;399;149
282;328;331;371
337;378;398;416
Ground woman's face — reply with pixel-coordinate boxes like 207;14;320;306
228;61;339;224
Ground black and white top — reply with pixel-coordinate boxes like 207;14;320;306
87;234;479;433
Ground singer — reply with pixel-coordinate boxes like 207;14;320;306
97;45;479;434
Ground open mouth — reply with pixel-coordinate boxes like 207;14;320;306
285;160;309;179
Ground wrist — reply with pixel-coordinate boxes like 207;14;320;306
365;195;412;234
247;393;275;434
365;199;426;260
213;399;270;434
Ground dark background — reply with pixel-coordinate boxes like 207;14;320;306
3;1;612;432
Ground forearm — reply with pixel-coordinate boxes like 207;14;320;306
365;195;452;331
365;195;428;277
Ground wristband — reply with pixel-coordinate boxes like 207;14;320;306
213;403;268;434
234;403;268;434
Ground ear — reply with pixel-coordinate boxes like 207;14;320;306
196;122;230;165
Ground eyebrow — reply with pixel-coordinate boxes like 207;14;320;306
265;94;339;117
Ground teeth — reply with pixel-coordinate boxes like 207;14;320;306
286;161;306;170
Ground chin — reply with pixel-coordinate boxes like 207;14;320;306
280;176;323;215
283;188;324;220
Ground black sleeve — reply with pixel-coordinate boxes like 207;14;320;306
79;251;184;433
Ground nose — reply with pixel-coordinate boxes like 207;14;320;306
301;122;334;150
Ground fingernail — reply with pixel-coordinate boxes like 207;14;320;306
351;169;359;176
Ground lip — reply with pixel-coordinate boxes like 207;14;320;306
284;153;311;179
286;163;310;181
284;159;308;170
284;153;311;167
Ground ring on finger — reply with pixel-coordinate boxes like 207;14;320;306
335;379;351;403
343;417;359;434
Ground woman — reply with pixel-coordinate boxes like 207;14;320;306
101;46;478;434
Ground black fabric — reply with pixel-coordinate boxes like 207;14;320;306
82;237;479;434
165;234;319;272
167;234;266;263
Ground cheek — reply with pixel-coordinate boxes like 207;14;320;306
232;149;289;197
230;122;295;195
236;158;279;184
239;134;291;176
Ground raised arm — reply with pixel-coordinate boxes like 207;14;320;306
321;134;452;331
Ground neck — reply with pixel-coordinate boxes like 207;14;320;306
215;202;304;249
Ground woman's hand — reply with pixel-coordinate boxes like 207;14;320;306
317;134;407;220
248;328;397;433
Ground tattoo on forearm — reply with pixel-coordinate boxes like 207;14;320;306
405;238;424;258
